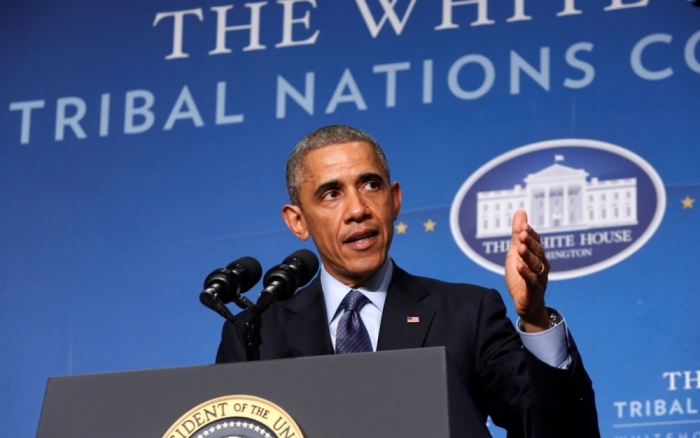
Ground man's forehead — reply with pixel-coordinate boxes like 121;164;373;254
300;141;384;182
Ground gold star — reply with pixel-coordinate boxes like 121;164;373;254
395;221;408;234
681;196;695;209
423;219;436;232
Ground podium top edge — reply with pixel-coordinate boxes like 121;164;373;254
45;346;451;382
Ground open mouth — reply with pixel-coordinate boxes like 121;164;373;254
344;229;379;246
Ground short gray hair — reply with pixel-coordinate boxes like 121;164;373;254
286;125;391;206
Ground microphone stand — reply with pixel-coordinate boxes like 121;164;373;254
218;293;261;362
201;285;262;361
244;284;277;362
240;249;319;361
244;306;265;361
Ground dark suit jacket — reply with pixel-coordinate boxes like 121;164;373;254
216;265;600;437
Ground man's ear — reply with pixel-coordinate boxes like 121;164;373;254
390;181;402;221
282;203;310;240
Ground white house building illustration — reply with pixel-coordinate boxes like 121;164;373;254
475;157;638;238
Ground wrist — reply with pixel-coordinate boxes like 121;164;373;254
521;308;551;333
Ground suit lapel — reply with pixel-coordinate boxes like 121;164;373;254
282;276;335;357
376;266;435;351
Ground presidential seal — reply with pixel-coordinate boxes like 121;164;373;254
162;395;304;438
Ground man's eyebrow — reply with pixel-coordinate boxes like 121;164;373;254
358;172;386;184
313;179;341;199
312;173;386;199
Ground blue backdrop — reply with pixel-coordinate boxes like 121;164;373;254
1;1;699;436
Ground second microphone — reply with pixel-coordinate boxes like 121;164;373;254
255;249;319;312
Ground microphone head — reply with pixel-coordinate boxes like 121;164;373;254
226;256;263;293
283;249;319;287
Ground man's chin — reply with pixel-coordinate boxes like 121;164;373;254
340;259;386;285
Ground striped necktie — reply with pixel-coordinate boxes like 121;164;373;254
335;289;373;354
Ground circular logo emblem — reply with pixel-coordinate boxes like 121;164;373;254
162;395;304;438
450;139;665;280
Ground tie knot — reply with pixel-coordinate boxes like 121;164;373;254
341;289;369;313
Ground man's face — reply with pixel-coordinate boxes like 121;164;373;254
282;141;402;287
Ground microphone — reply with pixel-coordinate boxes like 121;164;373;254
199;256;263;319
255;249;319;311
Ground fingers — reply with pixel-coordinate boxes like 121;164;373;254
515;224;549;289
509;210;549;283
517;227;543;258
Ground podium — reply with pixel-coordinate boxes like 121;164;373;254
36;347;491;438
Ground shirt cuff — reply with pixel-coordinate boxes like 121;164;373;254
516;309;572;369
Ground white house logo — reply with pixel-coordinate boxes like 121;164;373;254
450;139;666;280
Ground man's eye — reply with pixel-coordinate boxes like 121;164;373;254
364;181;380;190
321;190;339;200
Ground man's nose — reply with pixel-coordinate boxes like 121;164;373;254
345;190;369;222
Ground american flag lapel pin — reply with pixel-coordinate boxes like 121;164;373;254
407;316;420;323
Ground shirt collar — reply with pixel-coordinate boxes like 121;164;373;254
321;258;393;325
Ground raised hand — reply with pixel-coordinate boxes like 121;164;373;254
504;210;551;332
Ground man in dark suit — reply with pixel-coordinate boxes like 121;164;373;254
217;125;600;437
